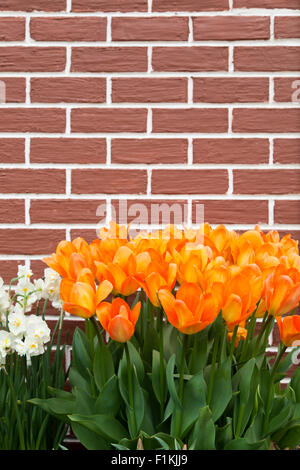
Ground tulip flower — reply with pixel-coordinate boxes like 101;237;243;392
264;266;300;317
96;298;141;343
276;315;300;347
60;269;113;319
43;237;95;280
95;245;151;297
220;264;263;329
227;325;248;348
158;283;220;335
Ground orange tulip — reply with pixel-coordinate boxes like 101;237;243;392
96;298;141;343
264;265;300;316
158;283;220;335
43;237;95;280
95;245;151;296
277;315;300;347
60;269;113;319
134;249;177;307
227;325;248;348
219;264;263;329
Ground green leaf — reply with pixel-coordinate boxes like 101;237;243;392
277;425;300;450
71;422;109;450
209;358;232;422
224;438;269;450
94;375;121;417
181;372;207;438
291;364;300;403
68;414;129;443
29;397;74;419
267;396;293;435
166;354;182;410
68;366;90;394
151;349;166;406
93;342;115;392
188;406;216;450
215;418;233;450
72;328;92;380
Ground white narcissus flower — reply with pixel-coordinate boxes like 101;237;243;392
24;336;45;358
13;337;26;356
8;305;27;337
17;265;33;282
0;277;10;320
26;315;51;344
42;268;63;310
0;330;14;358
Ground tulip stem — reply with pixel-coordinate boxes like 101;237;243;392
125;342;137;438
263;343;287;435
157;308;165;421
207;331;220;407
229;325;239;364
175;334;188;438
253;314;272;357
90;315;105;347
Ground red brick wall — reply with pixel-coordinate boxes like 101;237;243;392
0;1;299;281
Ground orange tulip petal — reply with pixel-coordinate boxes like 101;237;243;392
158;289;178;327
96;280;113;305
108;316;134;343
96;302;112;331
63;302;94;319
222;294;243;326
71;282;96;314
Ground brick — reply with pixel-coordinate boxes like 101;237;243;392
70;229;98;243
111;199;189;225
71;47;147;72
232;109;300;133
112;78;187;103
0;139;25;163
30;17;106;42
235;47;300;72
193;78;268;103
71;108;147;133
0;108;66;133
234;170;300;195
72;0;147;12
275;17;300;39
0;260;20;284
274;77;300;103
111;138;188;164
0;18;25;41
274;201;300;225
31;78;106;103
0;200;24;223
152;109;228;133
0;47;66;72
0;229;66;255
273;139;300;164
72;169;147;194
192;200;268;224
152;170;228;194
112;17;189;41
30;199;107;224
152;0;229;11
193;16;269;41
30;138;106;164
193;138;269;164
0;170;66;194
0;77;25;103
152;47;228;72
0;0;66;11
233;0;300;8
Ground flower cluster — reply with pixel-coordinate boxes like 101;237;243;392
43;222;300;346
0;265;62;363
